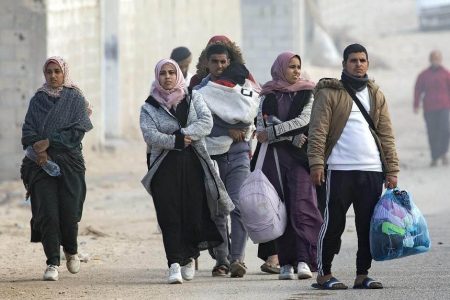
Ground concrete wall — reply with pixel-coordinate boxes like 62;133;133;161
0;0;243;181
0;0;104;181
46;0;103;150
3;0;316;181
101;0;120;139
0;0;47;181
116;0;242;140
241;0;305;84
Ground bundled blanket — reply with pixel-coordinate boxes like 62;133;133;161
197;79;259;155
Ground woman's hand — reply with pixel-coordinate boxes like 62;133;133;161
36;151;48;166
33;139;50;153
296;134;308;148
256;131;268;143
184;135;192;147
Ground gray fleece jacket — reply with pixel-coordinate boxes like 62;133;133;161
140;90;235;217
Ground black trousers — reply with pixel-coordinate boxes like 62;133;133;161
424;109;449;161
317;170;383;276
258;241;277;262
31;174;84;266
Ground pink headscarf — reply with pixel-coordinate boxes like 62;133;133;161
150;59;186;109
260;51;315;96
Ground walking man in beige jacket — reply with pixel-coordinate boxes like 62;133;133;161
308;44;399;290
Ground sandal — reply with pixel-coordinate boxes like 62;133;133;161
353;277;383;289
260;262;280;274
311;277;348;290
212;265;229;277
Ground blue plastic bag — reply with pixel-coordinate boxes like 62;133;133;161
370;188;430;261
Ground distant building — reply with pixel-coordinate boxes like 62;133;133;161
417;0;450;30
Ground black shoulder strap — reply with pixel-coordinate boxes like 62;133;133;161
187;87;193;101
341;81;377;133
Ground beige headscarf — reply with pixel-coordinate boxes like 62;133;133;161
37;56;92;115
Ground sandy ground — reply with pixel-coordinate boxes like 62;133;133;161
1;1;450;299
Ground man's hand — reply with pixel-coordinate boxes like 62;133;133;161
33;139;50;153
229;129;246;142
36;151;48;167
414;107;419;114
256;131;268;143
184;135;192;147
310;168;325;186
385;175;398;189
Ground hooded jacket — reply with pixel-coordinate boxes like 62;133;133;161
307;78;399;176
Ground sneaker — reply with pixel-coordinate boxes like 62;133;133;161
168;263;183;284
181;259;195;281
43;265;59;281
297;262;312;279
65;252;80;274
230;261;247;278
279;265;295;280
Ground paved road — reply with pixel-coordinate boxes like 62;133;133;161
1;186;446;300
1;142;448;300
142;212;449;300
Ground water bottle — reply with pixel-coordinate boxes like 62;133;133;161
25;146;61;177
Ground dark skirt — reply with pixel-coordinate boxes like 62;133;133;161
262;143;323;270
21;153;87;265
258;241;278;262
21;152;87;243
151;147;223;267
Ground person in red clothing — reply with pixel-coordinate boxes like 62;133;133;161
414;50;450;166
